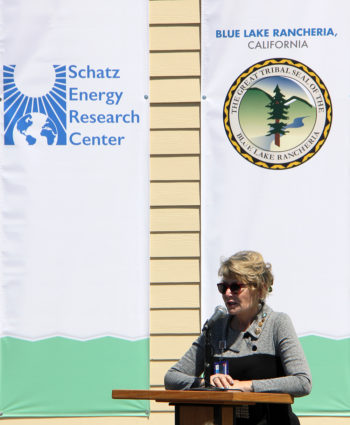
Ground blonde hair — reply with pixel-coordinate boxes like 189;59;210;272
218;251;273;299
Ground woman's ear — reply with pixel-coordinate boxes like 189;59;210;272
258;287;265;301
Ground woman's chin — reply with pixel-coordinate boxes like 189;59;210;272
226;304;240;315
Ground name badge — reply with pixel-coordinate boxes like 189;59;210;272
213;359;229;375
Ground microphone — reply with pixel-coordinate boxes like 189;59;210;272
202;305;227;387
203;305;227;330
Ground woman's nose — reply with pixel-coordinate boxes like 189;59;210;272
224;286;233;295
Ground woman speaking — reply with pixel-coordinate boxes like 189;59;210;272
164;251;311;424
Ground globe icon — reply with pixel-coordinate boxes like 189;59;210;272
13;112;58;146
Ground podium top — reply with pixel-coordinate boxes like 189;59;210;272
111;389;293;405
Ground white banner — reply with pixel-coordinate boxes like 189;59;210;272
201;0;350;415
0;0;149;416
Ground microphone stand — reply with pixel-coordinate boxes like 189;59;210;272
202;320;213;388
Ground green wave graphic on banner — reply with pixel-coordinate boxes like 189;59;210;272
0;336;149;417
294;336;350;416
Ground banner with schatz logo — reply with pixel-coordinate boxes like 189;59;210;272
0;0;149;417
202;0;350;416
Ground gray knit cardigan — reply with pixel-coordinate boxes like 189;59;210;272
164;304;312;396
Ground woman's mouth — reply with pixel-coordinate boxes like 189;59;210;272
226;300;238;308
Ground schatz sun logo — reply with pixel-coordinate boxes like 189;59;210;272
3;65;66;146
223;58;332;169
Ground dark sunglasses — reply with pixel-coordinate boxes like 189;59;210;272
217;281;247;294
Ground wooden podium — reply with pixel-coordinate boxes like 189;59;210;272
112;389;293;425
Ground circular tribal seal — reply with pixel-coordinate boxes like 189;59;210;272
223;58;332;169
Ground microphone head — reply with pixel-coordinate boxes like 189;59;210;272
202;305;227;331
207;305;227;326
214;305;227;315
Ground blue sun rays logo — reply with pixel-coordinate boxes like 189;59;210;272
3;65;67;146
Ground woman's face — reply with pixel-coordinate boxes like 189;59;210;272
221;278;260;319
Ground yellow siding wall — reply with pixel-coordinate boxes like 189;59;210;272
2;1;348;425
149;1;200;422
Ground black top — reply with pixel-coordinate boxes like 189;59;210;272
218;355;299;425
